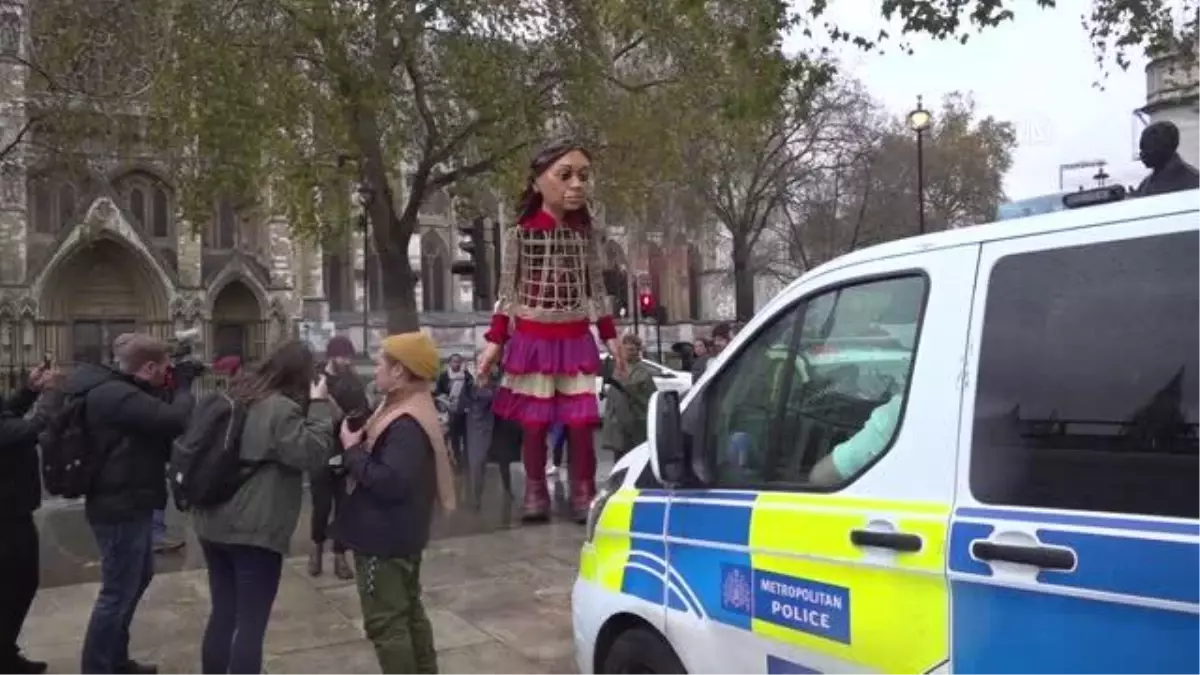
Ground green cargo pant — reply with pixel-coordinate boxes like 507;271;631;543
356;553;438;674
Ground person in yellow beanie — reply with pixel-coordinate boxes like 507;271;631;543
331;331;455;674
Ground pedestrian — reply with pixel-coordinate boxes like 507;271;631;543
75;334;197;675
190;340;337;675
477;141;626;524
308;336;368;580
546;422;567;479
0;364;62;674
433;353;473;468
334;331;456;674
711;322;733;355
690;338;711;380
600;333;658;460
463;367;520;510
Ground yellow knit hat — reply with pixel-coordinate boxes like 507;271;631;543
381;331;440;381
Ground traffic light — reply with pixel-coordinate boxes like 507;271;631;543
451;217;491;310
638;290;656;318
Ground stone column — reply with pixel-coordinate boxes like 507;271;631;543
0;3;29;285
265;215;295;290
297;238;327;321
176;221;203;288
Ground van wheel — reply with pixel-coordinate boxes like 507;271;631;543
600;627;686;674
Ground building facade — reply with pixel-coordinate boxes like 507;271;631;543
1141;51;1199;167
0;0;738;375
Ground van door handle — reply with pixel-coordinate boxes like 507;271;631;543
850;529;923;552
971;540;1076;571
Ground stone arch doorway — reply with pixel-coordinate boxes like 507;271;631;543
40;237;170;364
420;231;448;312
210;279;266;363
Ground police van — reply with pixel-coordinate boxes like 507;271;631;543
572;187;1199;674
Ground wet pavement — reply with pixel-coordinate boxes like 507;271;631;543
36;460;608;588
24;518;588;674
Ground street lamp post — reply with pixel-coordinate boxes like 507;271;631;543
355;179;375;357
907;96;933;234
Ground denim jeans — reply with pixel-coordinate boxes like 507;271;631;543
200;540;283;675
152;509;166;545
81;514;154;674
550;423;567;467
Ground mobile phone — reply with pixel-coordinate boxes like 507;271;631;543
346;410;369;433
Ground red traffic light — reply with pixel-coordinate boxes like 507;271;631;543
638;291;655;314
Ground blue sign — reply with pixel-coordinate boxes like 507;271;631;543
719;565;852;644
767;655;822;674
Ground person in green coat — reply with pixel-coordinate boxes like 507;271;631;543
600;333;658;460
191;340;337;675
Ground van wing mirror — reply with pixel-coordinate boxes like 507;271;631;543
648;389;686;485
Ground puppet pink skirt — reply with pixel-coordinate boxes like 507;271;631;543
492;317;601;428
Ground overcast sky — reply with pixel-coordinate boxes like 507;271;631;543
787;0;1153;200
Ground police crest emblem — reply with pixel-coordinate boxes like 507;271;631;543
720;564;752;615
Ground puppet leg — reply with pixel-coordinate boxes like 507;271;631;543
566;423;597;523
520;424;551;523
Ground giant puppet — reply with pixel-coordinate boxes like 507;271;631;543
477;141;625;523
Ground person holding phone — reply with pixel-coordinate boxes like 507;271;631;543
308;336;369;580
191;340;336;675
0;362;62;674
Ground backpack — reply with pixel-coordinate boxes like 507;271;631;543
169;391;255;511
39;392;97;499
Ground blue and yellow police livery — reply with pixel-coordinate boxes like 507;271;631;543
572;189;1200;674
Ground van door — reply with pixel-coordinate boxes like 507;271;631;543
949;217;1200;673
662;246;978;673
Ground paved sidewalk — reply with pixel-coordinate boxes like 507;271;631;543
23;523;586;674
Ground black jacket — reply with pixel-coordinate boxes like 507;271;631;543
66;363;193;524
325;364;370;422
333;415;435;558
0;385;53;515
434;369;473;408
1137;154;1200;197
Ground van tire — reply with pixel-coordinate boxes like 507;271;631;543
600;627;686;674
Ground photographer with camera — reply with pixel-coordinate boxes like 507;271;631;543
59;333;199;674
0;361;63;674
308;336;370;580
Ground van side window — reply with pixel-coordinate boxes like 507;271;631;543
971;230;1199;519
704;275;927;489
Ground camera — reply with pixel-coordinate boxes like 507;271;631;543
167;327;208;384
168;327;201;361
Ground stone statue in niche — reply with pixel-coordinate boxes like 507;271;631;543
0;13;19;57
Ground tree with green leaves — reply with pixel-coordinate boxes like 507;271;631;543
148;0;796;332
0;0;165;161
813;0;1196;81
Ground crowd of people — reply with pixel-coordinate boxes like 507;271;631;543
0;139;740;675
0;329;468;675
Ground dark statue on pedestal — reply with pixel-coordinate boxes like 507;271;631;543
1135;121;1200;197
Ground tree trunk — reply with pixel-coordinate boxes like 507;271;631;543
731;231;755;322
378;214;420;334
349;105;421;334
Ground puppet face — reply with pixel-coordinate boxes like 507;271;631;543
535;149;592;214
